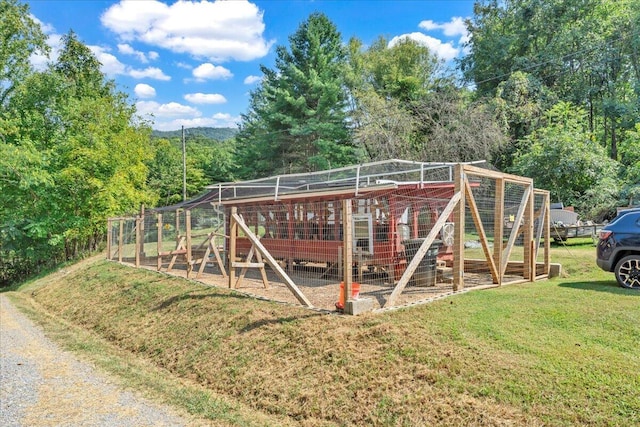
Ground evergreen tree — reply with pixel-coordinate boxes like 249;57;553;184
236;13;355;178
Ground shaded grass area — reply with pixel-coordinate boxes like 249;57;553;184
6;243;640;426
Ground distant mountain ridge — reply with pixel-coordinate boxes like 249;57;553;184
151;127;238;141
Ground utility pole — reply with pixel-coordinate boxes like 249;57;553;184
182;125;186;202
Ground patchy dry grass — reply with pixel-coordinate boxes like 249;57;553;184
6;242;640;426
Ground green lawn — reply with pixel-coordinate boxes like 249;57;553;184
5;240;639;426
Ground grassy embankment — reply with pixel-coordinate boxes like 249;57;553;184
5;238;640;426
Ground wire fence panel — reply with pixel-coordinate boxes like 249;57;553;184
107;162;550;314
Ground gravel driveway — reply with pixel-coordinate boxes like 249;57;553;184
0;294;190;427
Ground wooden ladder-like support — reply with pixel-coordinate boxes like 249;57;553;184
232;241;269;289
191;232;228;279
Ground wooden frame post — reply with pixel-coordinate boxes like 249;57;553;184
342;199;353;308
384;192;461;308
106;219;112;260
543;191;551;276
157;213;163;271
118;220;124;263
229;207;238;289
186;209;192;277
523;183;535;281
453;164;465;291
493;177;504;285
231;212;312;307
135;216;141;267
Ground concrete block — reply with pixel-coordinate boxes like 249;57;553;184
345;298;374;315
549;263;562;278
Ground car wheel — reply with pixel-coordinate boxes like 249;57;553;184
614;255;640;289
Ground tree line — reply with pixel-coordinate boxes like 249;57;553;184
1;0;639;285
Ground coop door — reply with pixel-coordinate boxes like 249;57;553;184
353;214;373;254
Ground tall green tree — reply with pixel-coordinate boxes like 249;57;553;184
511;102;619;217
236;12;355;177
1;27;155;278
0;0;48;105
462;0;640;162
346;36;505;163
491;71;557;169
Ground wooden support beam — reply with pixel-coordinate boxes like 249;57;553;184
342;199;353;308
463;164;534;185
523;184;535;281
135;216;141;268
157;213;163;271
255;249;270;289
534;194;547;260
196;232;228;279
139;204;145;261
464;178;499;284
453;164;465;291
232;213;312;307
118;220;124;263
384;191;462;308
542;191;551;276
106;219;112;260
186;210;192;277
229;208;238;289
501;185;531;277
493;177;504;285
167;236;186;272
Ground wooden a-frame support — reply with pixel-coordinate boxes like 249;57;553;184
229;208;312;307
191;231;228;279
384;191;462;308
383;164;549;309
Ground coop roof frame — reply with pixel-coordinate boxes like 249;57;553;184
150;159;489;212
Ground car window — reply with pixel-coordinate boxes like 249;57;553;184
610;208;640;224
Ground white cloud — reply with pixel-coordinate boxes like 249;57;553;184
89;45;127;75
117;43;158;63
419;17;470;47
175;61;192;70
136;100;201;119
129;66;171;81
244;75;261;84
29;16;61;70
192;63;233;81
419;17;467;37
184;93;227;104
150;113;240;131
210;113;240;127
29;16;171;82
101;0;274;62
134;83;156;99
389;33;459;62
31;14;55;34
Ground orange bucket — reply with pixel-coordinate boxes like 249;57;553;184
336;282;360;310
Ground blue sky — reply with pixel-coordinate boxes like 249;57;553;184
26;1;475;131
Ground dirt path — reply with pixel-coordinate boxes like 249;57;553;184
0;294;190;427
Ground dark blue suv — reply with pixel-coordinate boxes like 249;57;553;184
596;208;640;289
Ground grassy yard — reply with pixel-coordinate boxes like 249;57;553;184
5;240;639;426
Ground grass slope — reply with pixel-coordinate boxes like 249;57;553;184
6;242;640;426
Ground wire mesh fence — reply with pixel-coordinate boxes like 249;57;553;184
107;161;551;314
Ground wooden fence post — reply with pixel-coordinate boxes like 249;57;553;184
135;216;141;267
106;219;112;260
186;209;192;277
118;220;124;263
229;207;237;289
493;177;504;285
342;199;353;308
453;164;465;291
157;213;163;271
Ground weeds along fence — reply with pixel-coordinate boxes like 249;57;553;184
108;161;551;314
